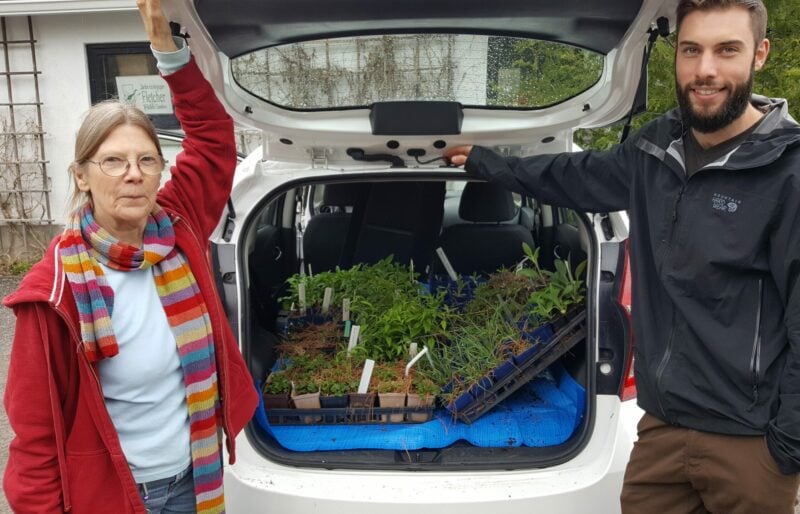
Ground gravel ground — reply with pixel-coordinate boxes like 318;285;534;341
0;273;798;513
0;276;21;514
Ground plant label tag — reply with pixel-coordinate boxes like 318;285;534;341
358;359;375;394
344;320;352;338
436;247;459;281
322;287;333;313
410;258;415;280
298;282;307;314
347;324;361;354
342;298;351;321
307;263;314;277
409;342;418;357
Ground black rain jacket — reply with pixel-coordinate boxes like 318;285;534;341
465;96;800;474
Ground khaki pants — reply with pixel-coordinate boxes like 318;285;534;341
621;412;800;514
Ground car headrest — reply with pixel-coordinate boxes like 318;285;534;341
322;183;366;206
458;182;516;222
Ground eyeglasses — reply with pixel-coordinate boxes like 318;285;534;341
84;155;166;177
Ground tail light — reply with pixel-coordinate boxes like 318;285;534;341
619;240;636;401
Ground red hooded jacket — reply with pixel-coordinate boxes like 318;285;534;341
2;58;258;513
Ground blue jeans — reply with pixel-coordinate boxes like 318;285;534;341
137;465;196;514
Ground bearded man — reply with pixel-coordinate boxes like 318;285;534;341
446;1;800;512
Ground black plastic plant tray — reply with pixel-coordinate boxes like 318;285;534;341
265;405;436;425
452;310;588;424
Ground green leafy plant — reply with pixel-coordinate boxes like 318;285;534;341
528;258;586;321
355;290;451;362
409;374;438;397
370;361;409;394
285;354;326;395
262;371;292;395
318;353;360;396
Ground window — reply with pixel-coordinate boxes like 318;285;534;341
86;43;179;129
230;34;603;110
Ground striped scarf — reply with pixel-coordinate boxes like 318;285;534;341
60;203;226;514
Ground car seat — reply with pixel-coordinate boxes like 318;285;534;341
434;181;535;275
302;183;368;273
344;181;445;271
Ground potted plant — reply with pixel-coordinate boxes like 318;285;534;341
286;354;324;422
262;371;292;423
347;359;376;418
355;286;451;363
372;362;408;422
527;256;586;328
406;374;438;422
319;355;360;423
277;319;343;357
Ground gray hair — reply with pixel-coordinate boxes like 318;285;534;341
67;100;162;212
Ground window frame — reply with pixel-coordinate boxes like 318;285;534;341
86;42;180;129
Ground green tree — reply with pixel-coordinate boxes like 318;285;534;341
492;40;603;107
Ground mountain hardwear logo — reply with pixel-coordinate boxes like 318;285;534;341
712;193;740;213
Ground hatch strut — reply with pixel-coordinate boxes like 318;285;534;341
619;17;670;144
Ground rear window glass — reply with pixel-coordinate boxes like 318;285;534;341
230;34;604;110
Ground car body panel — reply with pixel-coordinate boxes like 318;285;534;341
178;0;664;507
223;397;642;513
197;0;644;56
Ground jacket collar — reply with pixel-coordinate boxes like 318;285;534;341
635;95;800;175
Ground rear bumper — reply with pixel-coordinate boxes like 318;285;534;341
224;395;643;513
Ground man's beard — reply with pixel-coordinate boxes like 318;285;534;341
676;66;754;134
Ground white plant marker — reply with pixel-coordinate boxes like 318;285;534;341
410;258;415;281
307;263;314;277
358;359;375;394
342;298;351;321
298;282;307;315
405;346;430;377
347;324;361;355
322;287;333;313
409;342;418;358
436;247;459;281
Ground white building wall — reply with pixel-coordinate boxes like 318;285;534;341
29;11;147;223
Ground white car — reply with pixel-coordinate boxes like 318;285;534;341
164;0;677;511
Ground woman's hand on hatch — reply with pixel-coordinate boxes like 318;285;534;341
136;0;178;53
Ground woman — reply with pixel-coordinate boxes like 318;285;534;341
2;1;258;512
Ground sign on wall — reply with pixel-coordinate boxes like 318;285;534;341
114;75;173;114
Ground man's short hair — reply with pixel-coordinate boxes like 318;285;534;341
676;0;768;44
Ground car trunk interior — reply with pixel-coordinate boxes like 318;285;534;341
240;174;605;470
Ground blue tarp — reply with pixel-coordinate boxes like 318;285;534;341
254;365;585;451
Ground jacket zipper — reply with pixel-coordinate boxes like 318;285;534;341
747;278;764;410
670;186;685;237
652;184;685;422
657;184;686;278
654;310;676;422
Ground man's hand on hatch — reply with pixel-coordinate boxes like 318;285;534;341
444;145;474;167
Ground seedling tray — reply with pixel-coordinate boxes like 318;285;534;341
265;405;435;425
450;310;587;424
